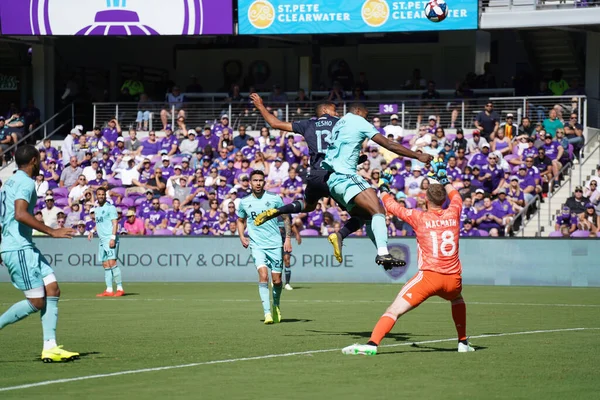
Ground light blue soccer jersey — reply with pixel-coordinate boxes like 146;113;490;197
322;113;379;174
237;191;284;249
0;170;37;252
94;202;118;243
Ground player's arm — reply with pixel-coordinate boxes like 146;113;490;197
110;217;118;248
282;214;292;253
237;217;249;248
250;94;293;132
14;200;73;238
371;134;432;165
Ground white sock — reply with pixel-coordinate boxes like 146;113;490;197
117;284;124;291
106;287;113;293
377;247;389;256
43;339;57;350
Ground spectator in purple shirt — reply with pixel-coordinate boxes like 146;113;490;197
213;149;231;171
199;224;213;236
111;137;126;158
387;165;405;192
226;202;237;222
470;166;484;190
220;159;238;185
88;170;107;189
474;197;505;236
190;211;204;235
165;198;185;231
306;203;324;230
212;115;230;137
241;137;259;161
144;198;167;233
481;153;505;195
446;156;462;183
141;131;161;157
542;134;564;182
160;126;179;156
216;178;231;203
460;197;477;227
517;166;537;203
102;119;122;148
198;127;220;152
235;159;253;183
555;206;578;234
160;155;174;179
468;143;491;168
460;219;481;237
211;212;229;236
85;212;96;235
263;137;281;162
45;159;60;188
138;190;155;217
506;176;526;213
493;188;516;225
98;151;114;176
281;168;303;200
40;138;59;161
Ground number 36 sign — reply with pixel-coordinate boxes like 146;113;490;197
379;104;398;114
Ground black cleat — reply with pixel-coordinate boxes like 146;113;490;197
375;254;406;270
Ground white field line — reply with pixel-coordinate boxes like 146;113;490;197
0;327;598;393
2;298;597;308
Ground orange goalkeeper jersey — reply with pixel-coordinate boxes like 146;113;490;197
382;191;463;275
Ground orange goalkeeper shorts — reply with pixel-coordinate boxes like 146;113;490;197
399;270;462;307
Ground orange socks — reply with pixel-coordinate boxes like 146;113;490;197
451;298;467;341
368;313;397;346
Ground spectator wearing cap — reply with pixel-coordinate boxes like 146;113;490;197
62;126;82;165
73;220;86;236
493;188;515;226
555;206;578;234
584;179;600;206
241;137;259;161
68;174;91;207
160;125;179;157
138;190;155;217
466;130;489;155
492;128;512;157
212;115;230;137
364;146;384;171
125;128;144;158
468;143;491;168
178;157;192;176
460;218;481;237
542;134;563;182
88;170;107;190
111;136;126;159
41;195;63;228
159;155;174;179
517;166;536;203
542;109;564;138
63;203;80;228
215;176;231;202
417;81;441;128
82;157;105;182
506;176;525;213
499;114;518;140
180;130;199;157
160;86;186;131
144;198;167;233
234;125;250;150
450;129;467;153
97;150;114;176
404;167;424;197
233;175;252;199
59;156;83;189
34;171;49;198
198;127;219;153
281;167;303;200
474;197;505;236
474;101;500;141
102;118;122;148
79;149;94;169
425;115;439;136
141;130;161;157
481;152;505;195
265;158;289;190
136;158;153;183
383;114;403;139
473;188;485;209
565;186;589;215
578;204;599;234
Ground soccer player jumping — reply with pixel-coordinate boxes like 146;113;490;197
0;145;79;362
237;170;293;324
90;187;125;297
342;159;475;355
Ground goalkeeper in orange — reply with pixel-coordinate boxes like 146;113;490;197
342;158;475;355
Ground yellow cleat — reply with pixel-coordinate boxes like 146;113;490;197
328;232;343;263
254;209;279;226
264;313;274;324
41;345;80;363
272;306;281;323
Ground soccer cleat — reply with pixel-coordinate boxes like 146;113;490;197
96;290;114;297
264;313;274;324
284;283;294;291
272;306;281;323
41;346;80;363
254;209;279;226
342;343;377;356
458;342;475;352
114;290;125;297
328;232;344;263
375;254;406;270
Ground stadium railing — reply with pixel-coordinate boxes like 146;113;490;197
508;194;541;236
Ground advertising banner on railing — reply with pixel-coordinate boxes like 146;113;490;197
0;0;233;36
0;237;597;286
238;0;478;35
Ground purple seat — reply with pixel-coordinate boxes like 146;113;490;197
504;155;518;163
299;229;319;236
52;187;69;198
108;177;122;187
568;144;574;160
128;191;144;198
55;198;69;208
548;231;563;237
283;197;293;205
294;135;304;143
269;187;281;194
405;197;417;209
111;187;126;197
326;207;339;220
171;156;183;165
134;197;147;206
120;197;135;207
571;230;590;238
597;232;600;238
446;134;456;142
478;230;489;236
153;228;173;236
159;196;173;207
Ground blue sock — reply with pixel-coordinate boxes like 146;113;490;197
284;268;292;284
0;300;38;329
41;297;59;342
365;220;376;248
371;213;389;256
104;268;113;291
258;283;270;314
112;266;123;289
272;283;283;307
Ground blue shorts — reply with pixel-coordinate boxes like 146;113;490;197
251;247;283;273
327;172;371;211
2;247;54;291
98;240;119;263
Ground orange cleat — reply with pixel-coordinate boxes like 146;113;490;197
114;290;125;297
96;291;114;297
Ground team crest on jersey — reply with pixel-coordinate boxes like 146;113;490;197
383;244;410;280
265;201;271;207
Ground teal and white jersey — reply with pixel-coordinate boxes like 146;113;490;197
94;202;118;243
322;113;379;175
0;170;37;252
237;191;284;249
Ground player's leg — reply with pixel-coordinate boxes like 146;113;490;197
438;275;475;352
283;250;293;290
253;248;273;324
269;249;284;323
109;241;124;296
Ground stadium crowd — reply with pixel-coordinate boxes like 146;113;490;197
19;94;593;239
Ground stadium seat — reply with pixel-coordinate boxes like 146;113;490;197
108;177;122;187
52;187;68;198
134;197;146;206
478;230;489;236
405;197;417;209
153;228;173;236
571;230;590;238
111;187;126;197
159;196;173;207
120;197;135;207
54;198;69;208
299;229;319;236
548;231;563;237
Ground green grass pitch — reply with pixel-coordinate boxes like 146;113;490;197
0;283;599;399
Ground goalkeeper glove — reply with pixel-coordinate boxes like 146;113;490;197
380;169;393;186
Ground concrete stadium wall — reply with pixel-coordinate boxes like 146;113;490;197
1;238;598;287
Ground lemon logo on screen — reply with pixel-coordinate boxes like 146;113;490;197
248;0;275;30
361;0;390;27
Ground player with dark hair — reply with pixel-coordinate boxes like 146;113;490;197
0;145;79;362
342;159;474;355
237;170;293;324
